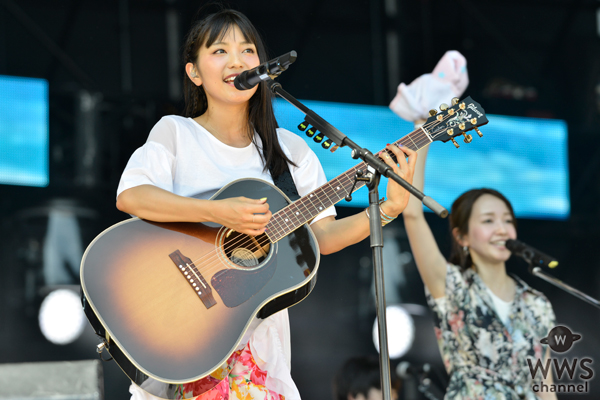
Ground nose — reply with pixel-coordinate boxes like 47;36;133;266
495;220;509;235
227;52;244;69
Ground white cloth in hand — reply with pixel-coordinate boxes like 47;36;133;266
389;50;469;122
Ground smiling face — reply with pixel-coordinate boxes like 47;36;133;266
458;193;517;265
186;24;260;108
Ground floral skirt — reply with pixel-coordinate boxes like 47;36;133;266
174;342;285;400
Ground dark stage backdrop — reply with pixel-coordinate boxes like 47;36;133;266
1;0;600;399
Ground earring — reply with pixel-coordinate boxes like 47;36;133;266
463;246;469;256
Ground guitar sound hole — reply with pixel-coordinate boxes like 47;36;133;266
223;231;271;270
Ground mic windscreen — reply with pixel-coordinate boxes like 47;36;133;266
233;71;252;90
505;239;523;253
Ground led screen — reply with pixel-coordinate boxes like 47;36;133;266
274;99;569;220
0;75;49;187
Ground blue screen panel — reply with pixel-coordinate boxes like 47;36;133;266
0;75;49;187
273;99;569;220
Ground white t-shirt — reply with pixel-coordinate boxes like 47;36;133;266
435;285;513;327
485;286;513;326
119;115;336;400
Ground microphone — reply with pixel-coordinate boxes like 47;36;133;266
397;362;443;400
234;51;297;90
506;239;559;268
396;361;430;379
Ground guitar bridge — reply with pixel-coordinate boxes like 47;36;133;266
169;249;217;309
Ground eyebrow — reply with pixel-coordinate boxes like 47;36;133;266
479;212;512;217
211;40;254;46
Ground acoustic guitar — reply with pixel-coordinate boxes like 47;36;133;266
80;97;488;399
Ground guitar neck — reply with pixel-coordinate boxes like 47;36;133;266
266;127;432;242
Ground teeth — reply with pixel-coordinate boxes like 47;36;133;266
224;77;236;82
492;241;506;246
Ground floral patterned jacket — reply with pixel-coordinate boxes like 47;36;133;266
425;264;556;400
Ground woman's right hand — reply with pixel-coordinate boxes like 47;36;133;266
210;197;271;236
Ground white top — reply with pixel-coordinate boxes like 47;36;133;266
120;115;337;400
485;286;513;326
433;286;513;327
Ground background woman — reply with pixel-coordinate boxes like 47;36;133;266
401;143;557;399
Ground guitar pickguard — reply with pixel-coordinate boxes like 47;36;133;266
211;230;278;308
211;253;277;308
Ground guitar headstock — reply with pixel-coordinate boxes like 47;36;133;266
423;96;489;148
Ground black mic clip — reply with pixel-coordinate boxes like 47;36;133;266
234;51;297;90
266;50;296;78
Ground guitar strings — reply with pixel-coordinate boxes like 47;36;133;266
183;166;363;278
181;112;463;279
183;112;461;276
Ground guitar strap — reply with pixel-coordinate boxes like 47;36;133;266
269;162;300;202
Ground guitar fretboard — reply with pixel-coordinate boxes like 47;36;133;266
266;126;432;242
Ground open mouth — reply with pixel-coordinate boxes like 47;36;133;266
224;75;238;84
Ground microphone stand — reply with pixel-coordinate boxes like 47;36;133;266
264;78;447;400
418;377;444;400
526;265;600;310
416;364;444;400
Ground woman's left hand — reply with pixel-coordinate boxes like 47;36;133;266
380;143;418;217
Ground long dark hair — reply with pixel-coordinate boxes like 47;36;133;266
448;188;517;270
182;6;294;176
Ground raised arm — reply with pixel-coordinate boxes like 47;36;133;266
401;144;447;298
116;184;271;236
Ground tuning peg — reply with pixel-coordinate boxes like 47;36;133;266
474;127;483;137
470;118;477;125
463;133;473;143
330;144;340;153
306;127;317;137
446;128;454;136
298;121;308;131
439;103;449;111
314;133;324;143
451;97;460;105
322;139;334;149
450;138;460;148
428;109;437;117
458;123;466;130
459;102;466;110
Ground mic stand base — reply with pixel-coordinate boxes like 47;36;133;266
529;266;600;310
